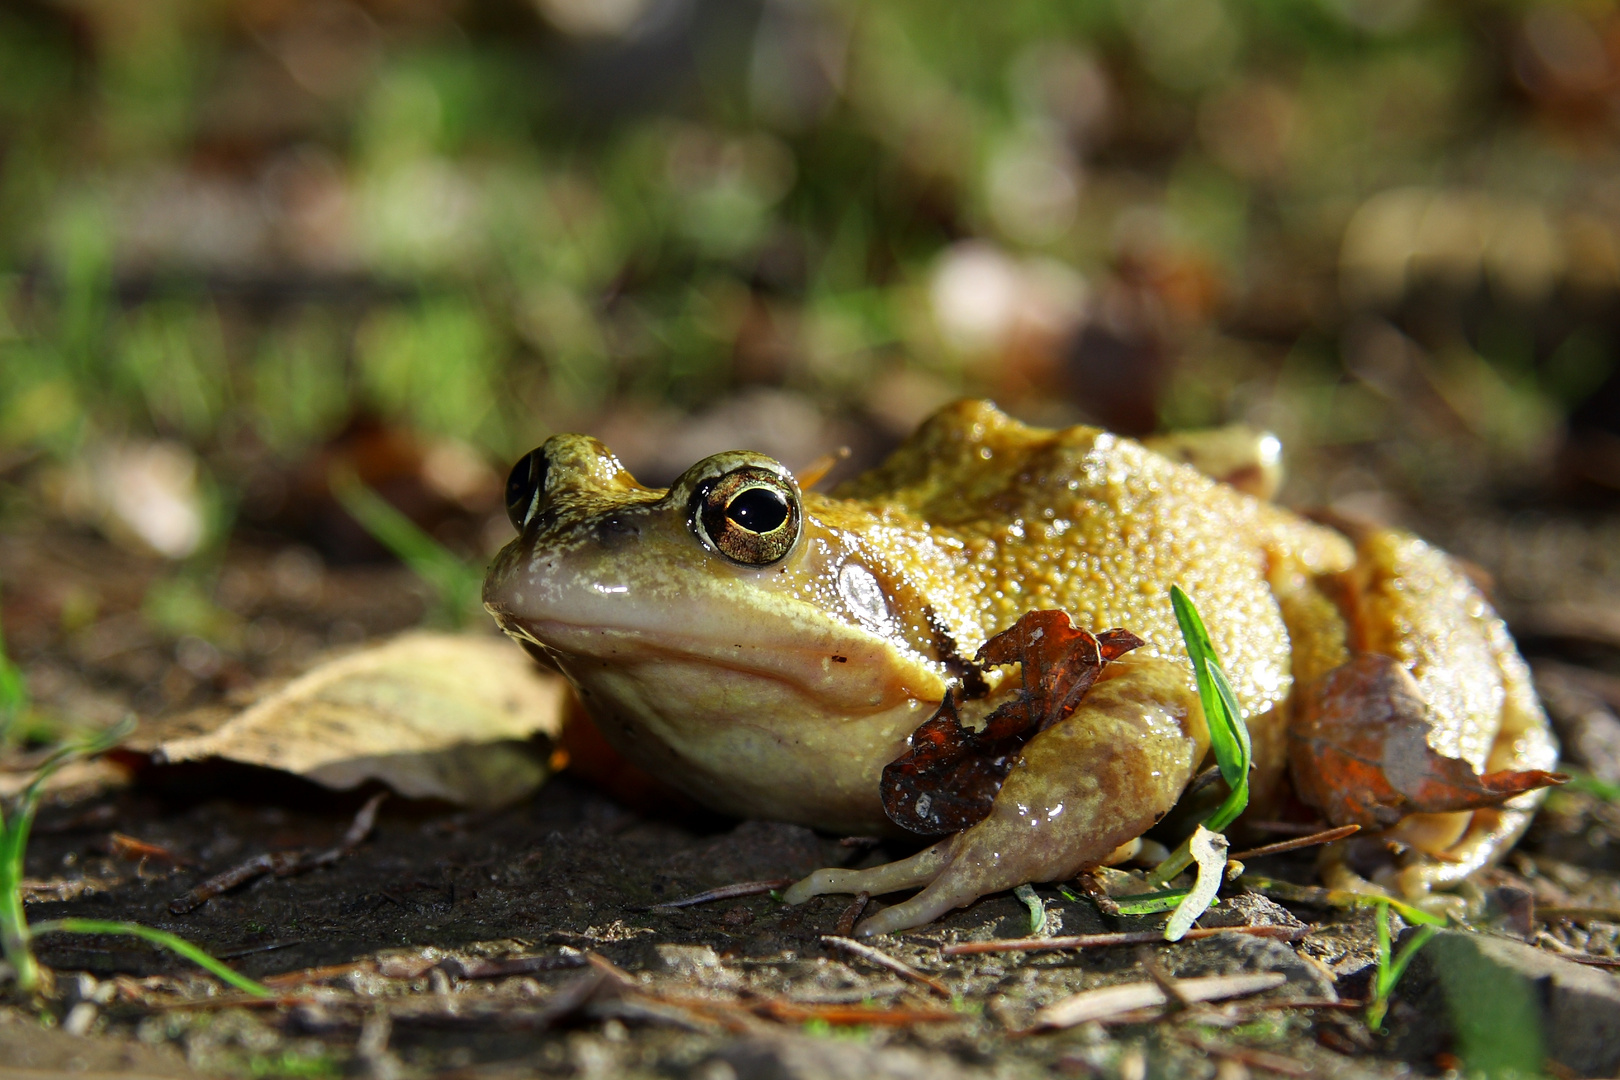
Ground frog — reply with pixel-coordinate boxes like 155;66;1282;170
482;400;1558;936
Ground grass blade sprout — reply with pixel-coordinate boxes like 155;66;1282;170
1367;899;1437;1032
0;603;27;743
329;466;482;627
1146;586;1251;889
28;919;271;998
2;718;133;996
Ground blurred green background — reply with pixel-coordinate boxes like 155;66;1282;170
2;0;1618;573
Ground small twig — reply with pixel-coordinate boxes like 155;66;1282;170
169;852;299;913
1183;763;1224;797
1029;972;1287;1030
109;833;198;867
440;952;589;979
796;446;851;489
1244;820;1333;835
749;999;959;1026
169;793;386;913
820;935;953;999
1075;871;1121;916
310;792;388;867
834;892;870;937
1173;1031;1312;1077
1561;953;1620;968
214;939;308;960
1140;953;1191;1014
262;963;371;988
941;924;1308;957
506;961;612;1028
149;992;316;1011
1229;824;1361;861
1539;906;1620;924
1229;997;1364;1014
649;878;794;910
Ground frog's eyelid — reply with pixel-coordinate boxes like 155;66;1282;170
669;451;798;501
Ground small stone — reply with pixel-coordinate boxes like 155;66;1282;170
1170;928;1336;1001
1413;928;1620;1077
1197;889;1309;932
655;944;721;975
62;1003;97;1037
714;1036;984;1080
1535;662;1620;784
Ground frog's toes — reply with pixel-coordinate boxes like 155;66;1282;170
853;856;989;936
781;842;950;907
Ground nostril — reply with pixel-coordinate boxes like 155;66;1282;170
595;515;639;544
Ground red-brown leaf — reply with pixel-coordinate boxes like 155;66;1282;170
1287;652;1565;829
881;611;1143;835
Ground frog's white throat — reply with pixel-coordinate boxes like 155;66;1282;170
483;600;943;833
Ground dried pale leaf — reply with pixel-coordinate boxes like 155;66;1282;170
138;632;568;808
1288;653;1565;828
1033;972;1287;1029
1164;825;1228;942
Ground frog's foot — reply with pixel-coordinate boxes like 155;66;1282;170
1292;530;1560;898
784;657;1208;936
781;842;952;907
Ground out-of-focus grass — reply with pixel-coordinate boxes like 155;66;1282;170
0;0;1611;521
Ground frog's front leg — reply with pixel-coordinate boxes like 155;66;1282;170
783;657;1208;936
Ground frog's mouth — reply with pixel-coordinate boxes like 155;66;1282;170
484;600;944;716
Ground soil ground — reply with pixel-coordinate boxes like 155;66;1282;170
4;509;1620;1079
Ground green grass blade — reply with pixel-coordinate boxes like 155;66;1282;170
1170;585;1250;794
1110;888;1194;915
1205;659;1249;769
1;718;135;995
1367;899;1438;1031
0;601;28;744
29;919;273;997
1373;899;1393;992
1244;875;1447;926
1148;587;1252;886
328;467;482;627
1564;771;1620;802
1386;923;1437;992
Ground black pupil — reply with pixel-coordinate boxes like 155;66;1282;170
726;486;788;533
505;450;546;530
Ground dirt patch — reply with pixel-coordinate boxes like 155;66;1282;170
4;522;1620;1077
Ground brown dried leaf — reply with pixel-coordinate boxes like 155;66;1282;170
881;611;1142;834
1288;653;1565;829
133;632;569;809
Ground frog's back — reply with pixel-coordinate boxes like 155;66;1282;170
838;401;1353;718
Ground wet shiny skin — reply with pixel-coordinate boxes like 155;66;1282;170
484;401;1557;935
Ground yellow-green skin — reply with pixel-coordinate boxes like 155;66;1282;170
483;400;1556;935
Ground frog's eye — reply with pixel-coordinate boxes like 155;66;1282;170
505;448;549;531
690;466;802;567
